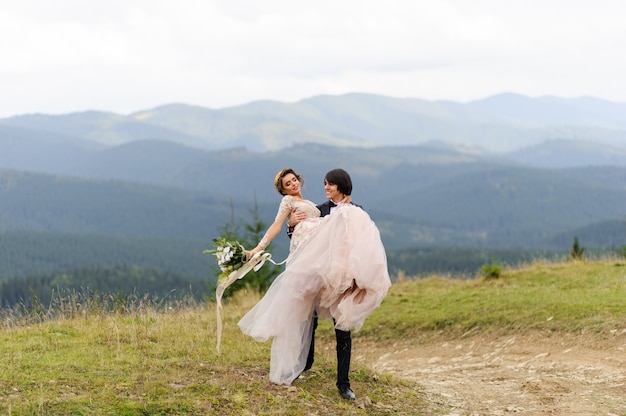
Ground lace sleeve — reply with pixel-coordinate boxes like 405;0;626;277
258;196;293;250
275;196;294;222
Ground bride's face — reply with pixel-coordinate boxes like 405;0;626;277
281;173;301;195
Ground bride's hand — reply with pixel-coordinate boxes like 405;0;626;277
340;196;352;205
243;248;260;262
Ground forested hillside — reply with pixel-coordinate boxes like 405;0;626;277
2;153;624;252
0;231;210;280
0;265;209;308
1;150;624;298
0;169;238;239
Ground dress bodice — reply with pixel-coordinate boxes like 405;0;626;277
276;195;321;222
276;195;321;256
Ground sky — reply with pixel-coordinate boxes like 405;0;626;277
1;0;625;118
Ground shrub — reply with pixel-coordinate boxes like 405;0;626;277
480;258;503;279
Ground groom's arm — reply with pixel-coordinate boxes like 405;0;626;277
286;208;308;238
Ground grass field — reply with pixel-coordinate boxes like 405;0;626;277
1;258;625;415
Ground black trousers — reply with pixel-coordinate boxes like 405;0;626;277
304;316;352;388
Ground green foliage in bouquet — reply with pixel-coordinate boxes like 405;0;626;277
205;237;246;281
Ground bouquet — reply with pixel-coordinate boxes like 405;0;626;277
205;237;247;281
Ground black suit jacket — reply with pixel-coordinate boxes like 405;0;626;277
316;201;333;218
317;200;362;218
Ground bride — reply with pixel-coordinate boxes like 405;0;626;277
238;167;391;385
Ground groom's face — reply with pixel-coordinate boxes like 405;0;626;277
324;180;342;202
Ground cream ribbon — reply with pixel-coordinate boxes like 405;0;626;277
215;251;286;353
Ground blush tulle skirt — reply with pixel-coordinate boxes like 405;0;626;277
238;204;391;385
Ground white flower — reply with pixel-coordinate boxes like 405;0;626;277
205;237;247;280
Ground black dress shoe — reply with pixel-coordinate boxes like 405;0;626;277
338;385;356;400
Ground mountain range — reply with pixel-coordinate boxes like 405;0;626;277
2;92;626;155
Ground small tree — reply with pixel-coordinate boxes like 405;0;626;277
217;198;239;241
208;195;281;298
570;236;585;261
238;193;281;293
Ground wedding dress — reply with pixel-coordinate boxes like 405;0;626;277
238;195;391;385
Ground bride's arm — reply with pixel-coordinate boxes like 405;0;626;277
247;198;291;257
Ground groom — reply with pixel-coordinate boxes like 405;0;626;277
286;168;357;400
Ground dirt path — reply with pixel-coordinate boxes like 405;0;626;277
354;330;626;415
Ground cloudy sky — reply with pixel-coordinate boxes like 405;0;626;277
1;0;625;118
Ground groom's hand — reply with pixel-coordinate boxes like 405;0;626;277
288;209;307;227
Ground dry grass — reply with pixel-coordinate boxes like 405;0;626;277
0;291;433;415
1;258;625;415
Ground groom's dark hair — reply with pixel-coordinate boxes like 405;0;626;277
325;169;352;196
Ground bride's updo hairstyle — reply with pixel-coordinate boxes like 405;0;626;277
324;168;352;196
274;167;304;195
